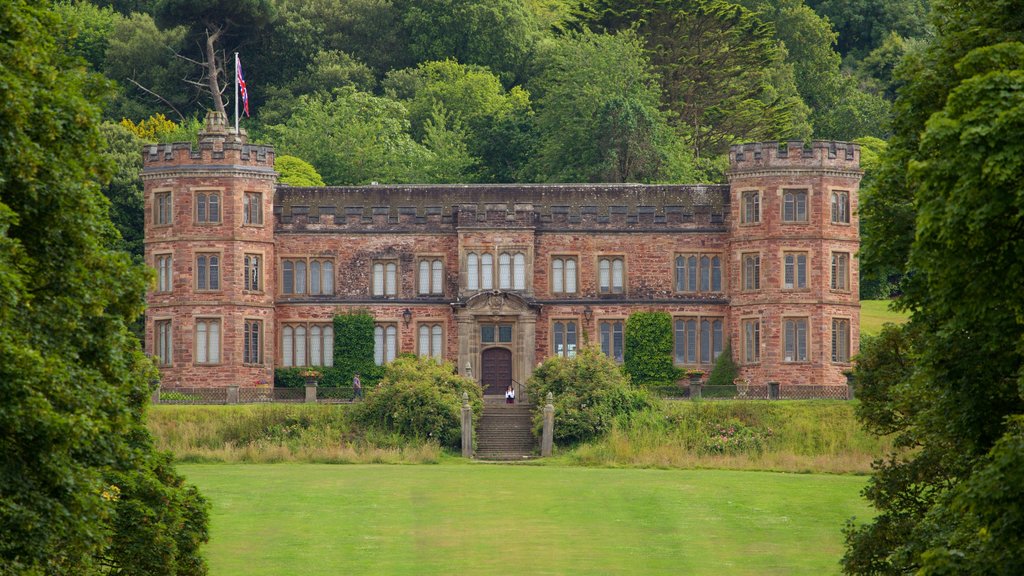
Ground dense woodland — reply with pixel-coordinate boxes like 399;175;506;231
59;0;925;189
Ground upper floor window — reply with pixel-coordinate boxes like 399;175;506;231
154;192;172;225
831;191;850;224
675;254;722;292
742;254;760;291
282;258;334;295
831;252;850;291
782;189;808;222
374;324;398;365
466;252;494;291
552;320;578;358
498;252;526;290
598;257;624;294
783;318;808;362
481;323;513;344
281;323;334;367
599;320;624;363
832;318;851;363
156;254;172;292
195;318;220;364
742;318;760;363
195;191;221;224
418;323;444;359
741;191;760;224
373;261;398;297
783;252;808;289
244;254;261;292
243;192;263;225
154;319;172;366
551;257;578;294
674;317;723;365
418;258;444;295
243;319;262;365
195;254;220;291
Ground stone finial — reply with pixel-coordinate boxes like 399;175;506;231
200;110;229;137
546;392;553;406
462;391;469;407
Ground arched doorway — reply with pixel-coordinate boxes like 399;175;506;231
481;347;512;396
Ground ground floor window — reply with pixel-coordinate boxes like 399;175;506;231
282;323;334;367
832;318;851;363
243;319;262;365
741;318;760;363
552;320;578;358
195;318;220;364
375;324;398;365
674;317;723;365
599;320;624;362
418;323;443;359
155;320;172;366
783;318;809;362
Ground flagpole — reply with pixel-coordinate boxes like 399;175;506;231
234;52;239;134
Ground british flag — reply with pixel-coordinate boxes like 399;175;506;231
236;56;250;117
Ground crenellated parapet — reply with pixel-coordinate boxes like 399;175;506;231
728;140;861;178
142;111;275;177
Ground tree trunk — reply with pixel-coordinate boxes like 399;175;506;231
205;24;226;117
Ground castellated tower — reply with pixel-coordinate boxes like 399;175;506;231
727;141;862;387
143;112;277;388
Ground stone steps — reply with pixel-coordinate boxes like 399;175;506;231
475;403;537;460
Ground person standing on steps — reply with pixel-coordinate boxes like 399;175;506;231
353;372;363;401
505;383;515;404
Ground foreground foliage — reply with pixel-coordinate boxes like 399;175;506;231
845;1;1024;571
352;356;483;448
529;346;653;444
0;1;208;573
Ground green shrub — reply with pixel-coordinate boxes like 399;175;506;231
334;310;384;385
623;312;684;386
351;356;482;448
528;346;654;444
706;341;740;386
274;367;351;388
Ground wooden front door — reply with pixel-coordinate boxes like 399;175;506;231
481;347;512;395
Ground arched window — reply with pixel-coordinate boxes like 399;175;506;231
481;253;493;290
467;253;479;290
513;252;526;290
498;252;512;289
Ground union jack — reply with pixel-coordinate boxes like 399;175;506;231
236;56;249;117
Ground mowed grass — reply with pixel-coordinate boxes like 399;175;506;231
860;299;909;336
179;464;872;575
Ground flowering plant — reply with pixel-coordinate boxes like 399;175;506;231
299;369;322;379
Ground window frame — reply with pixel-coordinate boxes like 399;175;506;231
550;255;579;295
832;318;852;363
830;189;850;225
154;318;172;366
242;192;264;226
417;256;445;296
741;318;761;364
280;257;335;296
597;255;626;295
782;317;810;363
194;251;223;292
194;317;222;365
280;321;334;367
598;318;625;363
673;315;725;366
374;322;399;365
153;190;173;226
551;318;580;359
741;253;761;291
193;189;222;225
243;318;263;365
372;259;399;297
781;188;810;223
675;253;723;293
740;190;761;224
782;251;809;290
417;322;445;360
244;253;263;293
831;252;850;291
154;252;173;293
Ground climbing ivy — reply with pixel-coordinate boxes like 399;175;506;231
623;312;683;386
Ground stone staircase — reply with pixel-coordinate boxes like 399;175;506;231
475;402;537;460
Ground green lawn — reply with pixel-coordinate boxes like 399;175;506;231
860;299;909;336
179;464;872;575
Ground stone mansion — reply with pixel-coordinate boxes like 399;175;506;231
144;113;861;395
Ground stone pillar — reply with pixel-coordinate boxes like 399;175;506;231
768;381;780;400
226;385;240;404
520;316;537;403
845;372;856;400
461;392;473;458
690;382;702;400
541;392;554;457
305;380;318;403
151;387;161;405
457;316;476;383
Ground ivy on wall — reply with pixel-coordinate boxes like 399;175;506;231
623;312;683;386
274;309;384;387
